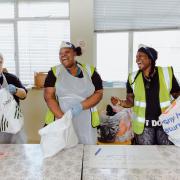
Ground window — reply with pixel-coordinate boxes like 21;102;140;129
133;31;180;80
18;20;69;84
0;24;15;73
97;30;180;84
97;33;128;83
95;0;180;86
0;0;70;84
18;1;69;17
94;0;180;32
0;1;14;19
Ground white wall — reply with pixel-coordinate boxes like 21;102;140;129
70;0;96;65
21;89;46;143
21;0;127;143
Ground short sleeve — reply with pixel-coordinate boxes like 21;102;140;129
126;79;133;94
91;70;103;91
170;72;180;93
44;70;56;87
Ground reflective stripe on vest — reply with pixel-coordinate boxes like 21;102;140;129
134;101;146;108
45;63;100;127
161;67;171;92
160;101;171;109
132;113;145;123
158;66;172;111
129;66;172;134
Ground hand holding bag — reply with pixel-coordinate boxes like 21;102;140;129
0;75;24;134
39;110;78;158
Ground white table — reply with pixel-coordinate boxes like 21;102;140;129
83;145;180;180
0;144;83;180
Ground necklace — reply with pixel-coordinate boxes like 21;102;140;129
142;72;151;89
143;68;156;82
143;75;151;82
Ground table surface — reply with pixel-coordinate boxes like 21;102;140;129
1;144;180;180
0;144;83;180
83;145;180;180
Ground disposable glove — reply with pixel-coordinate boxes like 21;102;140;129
71;103;83;118
7;84;17;95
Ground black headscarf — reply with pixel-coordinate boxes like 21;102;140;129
131;46;158;85
138;46;158;61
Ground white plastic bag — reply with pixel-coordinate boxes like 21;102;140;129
39;111;78;158
159;96;180;147
0;88;24;134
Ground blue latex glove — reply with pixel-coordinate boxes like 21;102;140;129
7;84;17;95
71;103;83;118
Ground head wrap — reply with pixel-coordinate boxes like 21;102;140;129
138;44;158;61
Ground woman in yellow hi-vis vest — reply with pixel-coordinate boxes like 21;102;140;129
111;44;180;145
44;41;103;144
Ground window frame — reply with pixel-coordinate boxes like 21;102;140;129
96;31;133;86
0;0;69;84
96;29;180;87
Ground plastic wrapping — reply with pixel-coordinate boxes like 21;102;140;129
98;107;133;143
159;96;180;147
39;111;78;158
0;88;24;134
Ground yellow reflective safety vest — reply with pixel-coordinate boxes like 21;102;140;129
129;66;173;134
45;63;100;128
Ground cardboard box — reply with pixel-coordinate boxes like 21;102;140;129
34;72;47;88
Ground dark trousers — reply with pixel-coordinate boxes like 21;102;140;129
134;126;173;145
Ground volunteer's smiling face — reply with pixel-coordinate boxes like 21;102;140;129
59;48;76;68
136;51;151;71
0;57;3;73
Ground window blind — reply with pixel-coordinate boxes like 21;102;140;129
0;0;70;84
0;1;14;19
19;0;69;18
0;24;15;74
94;0;180;32
18;20;70;84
